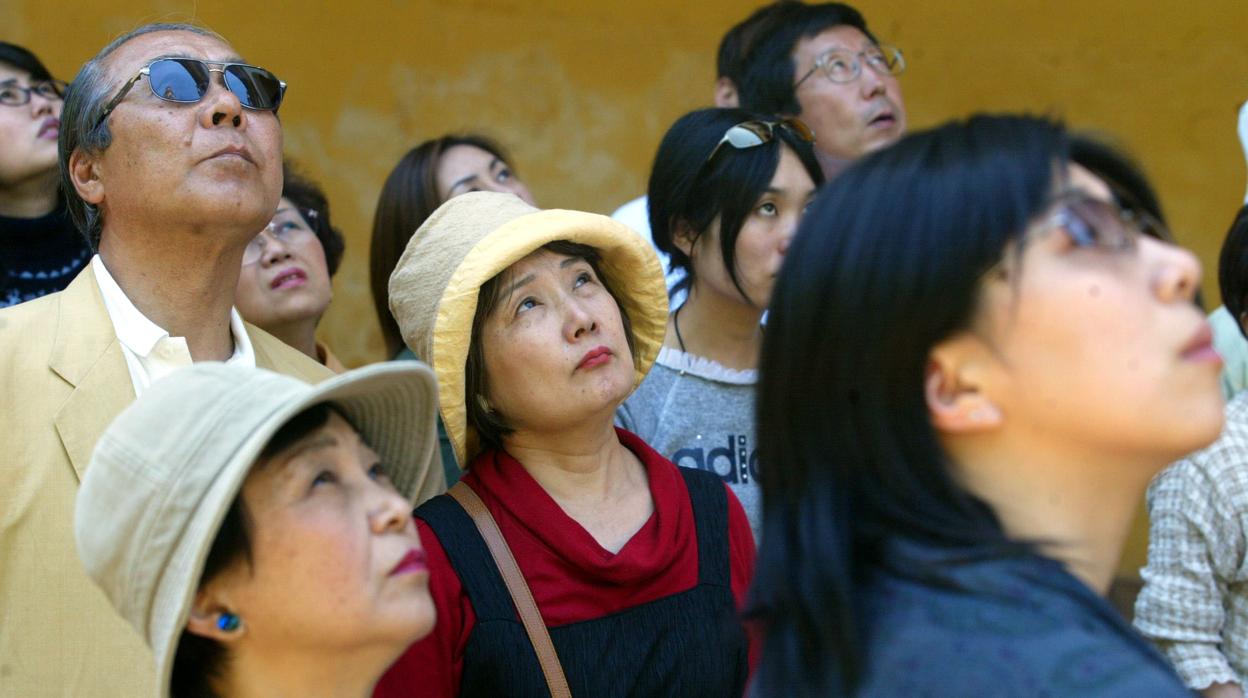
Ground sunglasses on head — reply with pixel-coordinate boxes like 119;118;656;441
704;118;816;165
94;58;286;129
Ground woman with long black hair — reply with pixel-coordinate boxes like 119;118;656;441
750;114;1223;696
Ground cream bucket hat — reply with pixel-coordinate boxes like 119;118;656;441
74;362;441;696
388;191;668;468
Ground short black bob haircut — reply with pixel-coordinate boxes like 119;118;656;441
281;162;346;278
734;2;877;116
646;107;823;304
0;42;55;82
749;114;1077;696
1219;205;1248;339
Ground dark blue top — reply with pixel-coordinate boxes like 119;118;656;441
418;466;748;697
852;540;1192;697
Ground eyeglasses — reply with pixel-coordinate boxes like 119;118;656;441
1042;193;1169;251
704;118;816;165
794;44;905;88
990;194;1169;279
242;209;318;266
0;79;67;107
94;58;286;130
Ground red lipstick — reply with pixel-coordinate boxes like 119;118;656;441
577;346;613;370
390;548;428;577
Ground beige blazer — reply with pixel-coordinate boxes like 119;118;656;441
0;266;333;697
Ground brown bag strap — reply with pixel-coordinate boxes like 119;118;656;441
447;481;572;698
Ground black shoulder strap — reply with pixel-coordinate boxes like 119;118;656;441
415;494;517;621
677;466;731;587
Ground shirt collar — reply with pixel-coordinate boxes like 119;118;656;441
93;255;168;357
92;255;254;362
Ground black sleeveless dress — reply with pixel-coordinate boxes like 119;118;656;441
416;467;749;698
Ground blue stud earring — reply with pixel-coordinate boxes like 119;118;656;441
217;613;240;632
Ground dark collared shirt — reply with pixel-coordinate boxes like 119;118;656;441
852;540;1192;697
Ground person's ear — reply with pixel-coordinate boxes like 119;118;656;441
670;220;698;260
184;587;246;643
713;77;739;108
68;148;105;206
925;335;1002;434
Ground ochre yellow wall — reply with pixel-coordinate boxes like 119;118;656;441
6;0;1248;586
8;1;1248;366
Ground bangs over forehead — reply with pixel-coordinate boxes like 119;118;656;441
477;240;603;319
465;238;637;454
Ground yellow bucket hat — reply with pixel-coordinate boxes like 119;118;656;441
389;192;669;467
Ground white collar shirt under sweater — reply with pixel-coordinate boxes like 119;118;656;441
617;346;761;542
92;255;254;396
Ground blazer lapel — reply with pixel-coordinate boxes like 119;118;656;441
248;321;334;384
49;266;135;482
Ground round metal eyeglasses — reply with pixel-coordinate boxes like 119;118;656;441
795;44;905;88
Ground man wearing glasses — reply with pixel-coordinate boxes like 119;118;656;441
735;1;908;178
613;2;907;295
0;23;331;696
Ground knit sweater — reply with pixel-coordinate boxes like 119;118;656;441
1;206;91;308
617;346;761;542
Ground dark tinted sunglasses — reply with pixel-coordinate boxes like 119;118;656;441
94;58;286;129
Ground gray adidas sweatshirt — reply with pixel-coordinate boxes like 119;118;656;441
617;347;761;542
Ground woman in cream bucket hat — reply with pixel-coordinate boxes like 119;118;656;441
378;192;756;697
75;362;443;697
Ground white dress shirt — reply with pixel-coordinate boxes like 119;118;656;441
91;255;255;396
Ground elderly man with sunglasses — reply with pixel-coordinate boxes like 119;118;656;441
0;23;333;697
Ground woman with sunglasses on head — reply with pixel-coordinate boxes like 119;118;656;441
371;134;535;478
76;362;442;698
617;108;822;541
376;192;755;697
235;161;347;372
0;42;90;308
750;115;1221;697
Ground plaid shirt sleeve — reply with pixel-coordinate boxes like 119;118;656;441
1134;405;1248;691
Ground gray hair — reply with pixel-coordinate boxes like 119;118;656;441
58;23;224;249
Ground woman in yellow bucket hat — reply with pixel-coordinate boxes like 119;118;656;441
379;192;756;697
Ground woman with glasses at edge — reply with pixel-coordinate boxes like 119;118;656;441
370;134;536;478
235;161;347;372
376;191;756;697
617;108;822;542
749;114;1221;697
0;42;91;308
